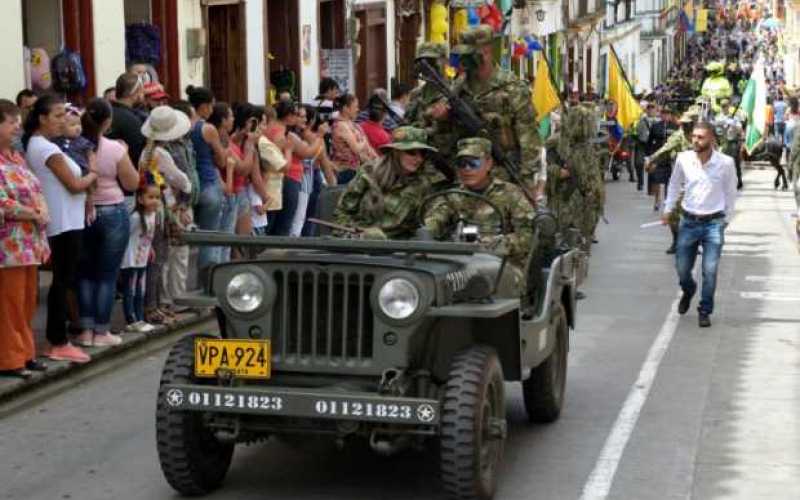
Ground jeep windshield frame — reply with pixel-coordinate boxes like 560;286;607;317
180;231;505;256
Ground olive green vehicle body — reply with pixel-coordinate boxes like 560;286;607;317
161;232;582;435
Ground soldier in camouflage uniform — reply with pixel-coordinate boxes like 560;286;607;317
430;25;543;198
423;138;535;269
645;112;695;253
545;104;604;252
333;127;440;239
790;129;800;246
406;42;449;128
406;42;459;184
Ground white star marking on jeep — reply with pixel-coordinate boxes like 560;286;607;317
416;404;436;423
165;389;184;407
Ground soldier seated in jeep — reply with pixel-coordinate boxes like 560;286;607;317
332;126;446;239
422;137;536;269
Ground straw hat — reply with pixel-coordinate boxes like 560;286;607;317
141;106;191;142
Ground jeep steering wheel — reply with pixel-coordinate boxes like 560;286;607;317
418;189;510;240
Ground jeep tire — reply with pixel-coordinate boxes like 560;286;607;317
440;345;506;500
523;303;568;423
156;334;234;495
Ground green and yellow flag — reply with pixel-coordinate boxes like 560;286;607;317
532;55;561;122
741;59;767;155
607;48;643;131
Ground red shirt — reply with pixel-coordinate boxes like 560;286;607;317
360;120;391;152
226;141;248;193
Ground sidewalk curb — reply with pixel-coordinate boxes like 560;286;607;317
0;312;215;405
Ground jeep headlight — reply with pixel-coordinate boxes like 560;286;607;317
378;278;420;320
226;272;264;313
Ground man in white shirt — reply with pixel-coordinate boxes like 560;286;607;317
661;122;738;327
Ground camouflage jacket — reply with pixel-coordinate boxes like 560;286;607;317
450;69;541;188
791;130;800;182
408;82;460;166
423;178;535;267
333;156;434;239
406;83;445;128
650;129;692;165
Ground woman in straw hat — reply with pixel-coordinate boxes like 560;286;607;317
138;106;192;324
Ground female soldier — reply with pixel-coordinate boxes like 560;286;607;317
332;126;438;239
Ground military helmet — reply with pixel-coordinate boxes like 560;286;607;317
415;42;448;61
381;126;438;152
456;137;492;158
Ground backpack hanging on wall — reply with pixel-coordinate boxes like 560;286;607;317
51;48;87;94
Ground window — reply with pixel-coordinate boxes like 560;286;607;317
22;0;63;57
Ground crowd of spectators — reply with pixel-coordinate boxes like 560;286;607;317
0;71;414;377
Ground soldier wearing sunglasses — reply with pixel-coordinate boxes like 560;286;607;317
423;138;535;268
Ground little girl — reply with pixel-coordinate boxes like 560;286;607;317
120;173;161;333
52;104;94;175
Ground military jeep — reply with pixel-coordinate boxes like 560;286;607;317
156;202;584;500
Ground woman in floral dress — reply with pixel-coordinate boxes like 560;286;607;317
0;99;51;378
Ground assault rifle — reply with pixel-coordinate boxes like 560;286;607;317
416;59;538;208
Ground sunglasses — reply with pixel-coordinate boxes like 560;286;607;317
456;156;483;171
402;149;426;157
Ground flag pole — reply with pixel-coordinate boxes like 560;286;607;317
608;43;638;98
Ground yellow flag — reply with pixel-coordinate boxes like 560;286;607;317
695;9;708;32
532;56;561;121
684;1;693;19
607;49;642;131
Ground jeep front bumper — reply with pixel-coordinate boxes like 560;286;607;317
162;384;440;426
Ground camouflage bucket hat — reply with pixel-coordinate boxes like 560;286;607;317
459;25;494;53
416;42;448;60
456;137;492;158
382;126;438;152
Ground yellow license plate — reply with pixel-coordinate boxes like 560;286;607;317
194;338;271;379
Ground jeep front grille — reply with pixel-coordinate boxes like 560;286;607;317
270;268;375;366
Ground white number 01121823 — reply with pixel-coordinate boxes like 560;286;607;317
313;400;413;420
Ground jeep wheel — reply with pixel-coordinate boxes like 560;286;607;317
156;334;234;495
523;303;568;423
440;346;506;500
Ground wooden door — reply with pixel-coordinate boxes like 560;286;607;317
355;7;387;104
151;0;181;99
266;0;300;98
62;0;95;101
208;3;247;103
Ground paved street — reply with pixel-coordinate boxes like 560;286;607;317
1;168;798;500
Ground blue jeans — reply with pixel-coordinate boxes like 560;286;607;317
194;182;224;270
675;217;725;316
120;267;146;323
302;169;323;237
268;178;301;237
218;192;242;262
77;203;130;332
